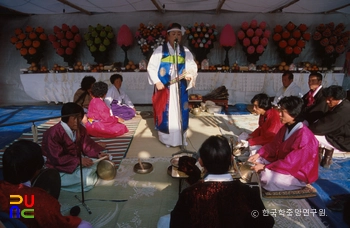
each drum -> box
[32,168,61,199]
[97,160,116,180]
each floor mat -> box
[0,105,62,149]
[0,115,142,169]
[308,157,350,228]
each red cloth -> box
[248,108,283,146]
[86,98,128,138]
[307,90,315,107]
[42,123,103,173]
[258,124,319,184]
[0,181,81,228]
[152,88,169,125]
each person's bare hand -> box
[82,157,93,167]
[98,152,109,159]
[155,82,165,90]
[248,153,260,163]
[251,162,265,173]
[118,117,125,122]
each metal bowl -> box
[133,162,153,174]
[192,107,201,116]
[97,160,117,180]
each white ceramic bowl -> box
[207,105,222,114]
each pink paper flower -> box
[256,45,264,54]
[241,21,249,30]
[247,45,255,54]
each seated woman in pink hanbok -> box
[248,96,318,191]
[85,81,128,138]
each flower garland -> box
[10,25,47,65]
[135,22,167,59]
[185,22,217,63]
[48,24,82,66]
[237,20,271,64]
[313,22,350,68]
[272,21,311,65]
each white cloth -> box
[60,162,98,192]
[314,135,345,153]
[104,85,134,109]
[258,157,306,191]
[60,121,76,142]
[147,42,198,147]
[273,81,302,105]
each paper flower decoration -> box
[186,22,218,63]
[237,20,271,64]
[135,22,166,59]
[313,22,350,69]
[220,24,236,66]
[117,24,133,66]
[273,21,311,65]
[10,25,47,65]
[83,24,114,64]
[48,24,82,66]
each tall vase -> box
[121,45,130,67]
[223,46,231,66]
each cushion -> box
[262,184,317,199]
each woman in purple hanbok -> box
[248,96,318,191]
[85,81,128,138]
[104,74,136,120]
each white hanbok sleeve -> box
[147,46,163,85]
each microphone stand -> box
[74,115,92,214]
[172,39,197,159]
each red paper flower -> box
[238,20,271,64]
[273,22,310,64]
[313,22,350,68]
[50,24,82,66]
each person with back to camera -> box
[272,71,301,105]
[85,81,128,138]
[301,72,328,125]
[157,135,274,228]
[248,96,319,191]
[41,102,109,192]
[104,74,136,120]
[0,140,92,228]
[147,22,198,148]
[246,93,283,151]
[73,76,96,113]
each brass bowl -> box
[97,160,117,180]
[133,162,153,174]
[192,107,201,116]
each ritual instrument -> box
[32,168,61,199]
[239,161,255,183]
[96,160,117,180]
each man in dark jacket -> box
[301,72,328,125]
[309,85,350,152]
